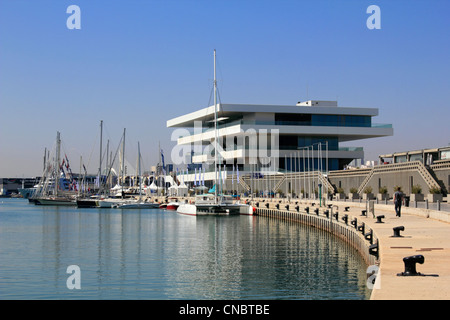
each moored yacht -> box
[176,194,231,216]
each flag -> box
[161,149,165,169]
[232,164,234,186]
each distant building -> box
[379,146,450,165]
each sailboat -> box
[96,128,131,208]
[177,50,253,216]
[33,132,77,206]
[77,120,105,208]
[115,142,159,209]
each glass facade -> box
[273,113,372,128]
[311,115,371,127]
[279,136,338,151]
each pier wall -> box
[253,202,378,267]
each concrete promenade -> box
[352,202,450,300]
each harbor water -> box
[0,198,370,300]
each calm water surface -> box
[0,198,370,300]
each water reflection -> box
[0,199,370,299]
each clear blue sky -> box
[1,0,449,177]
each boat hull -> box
[35,198,76,206]
[166,203,180,211]
[177,203,233,216]
[76,199,98,208]
[117,203,159,209]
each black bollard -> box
[397,255,425,276]
[305,207,309,214]
[265,203,269,208]
[295,205,299,212]
[358,222,365,235]
[364,229,373,244]
[333,211,339,221]
[392,226,405,237]
[376,215,385,223]
[285,204,289,211]
[369,240,379,259]
[275,204,280,209]
[323,210,329,218]
[345,207,350,212]
[314,208,319,215]
[342,214,348,225]
[361,210,367,216]
[351,218,357,228]
[256,202,259,208]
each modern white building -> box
[167,100,393,184]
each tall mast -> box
[43,147,47,173]
[98,120,103,191]
[122,128,126,198]
[214,49,218,202]
[138,141,142,199]
[55,131,61,196]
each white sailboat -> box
[115,142,159,209]
[33,132,77,206]
[177,50,253,216]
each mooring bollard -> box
[255,202,259,208]
[351,218,357,228]
[397,255,425,276]
[323,210,329,218]
[305,206,309,214]
[265,203,269,208]
[342,214,348,225]
[369,240,379,259]
[275,204,280,209]
[376,215,385,223]
[358,222,365,234]
[295,205,299,212]
[392,226,405,237]
[314,208,319,215]
[333,211,339,221]
[345,207,350,212]
[364,229,373,244]
[285,204,289,211]
[361,210,367,217]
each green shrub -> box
[411,185,422,194]
[429,186,441,194]
[363,186,373,194]
[379,186,388,194]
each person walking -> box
[393,187,404,217]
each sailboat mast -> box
[55,131,61,196]
[98,120,103,191]
[138,142,142,198]
[214,49,218,202]
[122,128,126,198]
